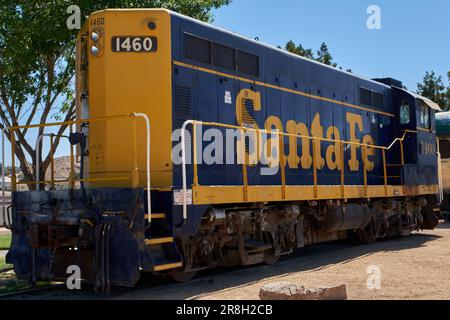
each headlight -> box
[91,45,100,55]
[91,31,101,42]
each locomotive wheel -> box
[357,220,377,244]
[420,203,439,230]
[262,232,280,265]
[165,269,197,283]
[264,250,281,265]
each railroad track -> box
[0,239,365,299]
[0,284,65,299]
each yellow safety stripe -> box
[173,60,396,118]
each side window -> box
[400,102,410,124]
[439,139,450,159]
[420,102,430,129]
[373,92,384,109]
[360,88,373,106]
[184,33,211,64]
[237,50,259,77]
[183,33,260,78]
[212,42,236,71]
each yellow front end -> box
[77,9,173,188]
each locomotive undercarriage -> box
[177,196,439,275]
[6,188,440,287]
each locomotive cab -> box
[374,81,441,191]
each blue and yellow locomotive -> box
[5,9,442,290]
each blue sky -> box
[2,1,449,167]
[211,0,450,90]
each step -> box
[144,213,166,219]
[145,237,174,245]
[153,261,183,272]
[144,187,172,192]
[244,239,273,253]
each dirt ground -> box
[5,222,450,300]
[118,222,450,300]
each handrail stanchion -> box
[363,145,367,197]
[400,140,405,166]
[69,124,75,189]
[279,132,286,199]
[437,137,444,203]
[132,113,151,223]
[130,118,139,188]
[312,137,318,198]
[10,128,16,192]
[181,120,194,220]
[50,134,55,190]
[192,121,199,187]
[1,128,5,226]
[35,134,44,191]
[241,128,248,202]
[382,149,388,196]
[340,142,345,198]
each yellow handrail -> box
[8,113,142,191]
[194,121,416,150]
[187,121,417,203]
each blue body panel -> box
[169,13,439,234]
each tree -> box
[285,40,315,60]
[417,71,449,111]
[0,0,230,189]
[316,42,337,67]
[283,40,343,69]
[446,71,450,110]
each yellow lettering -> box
[235,89,262,165]
[346,112,363,171]
[265,116,283,167]
[286,120,312,169]
[325,126,342,170]
[362,135,376,171]
[311,113,325,169]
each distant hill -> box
[44,156,81,180]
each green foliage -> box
[0,234,11,250]
[0,0,230,114]
[0,0,230,185]
[417,71,450,111]
[446,71,450,110]
[285,40,314,60]
[0,256,12,272]
[316,42,336,67]
[283,40,343,70]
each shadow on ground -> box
[122,227,442,300]
[5,225,443,300]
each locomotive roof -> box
[395,87,442,111]
[169,10,392,89]
[96,9,391,89]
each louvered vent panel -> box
[241,98,256,155]
[174,86,193,130]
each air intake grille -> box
[173,86,193,130]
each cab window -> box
[439,139,450,159]
[420,102,430,129]
[400,102,410,124]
